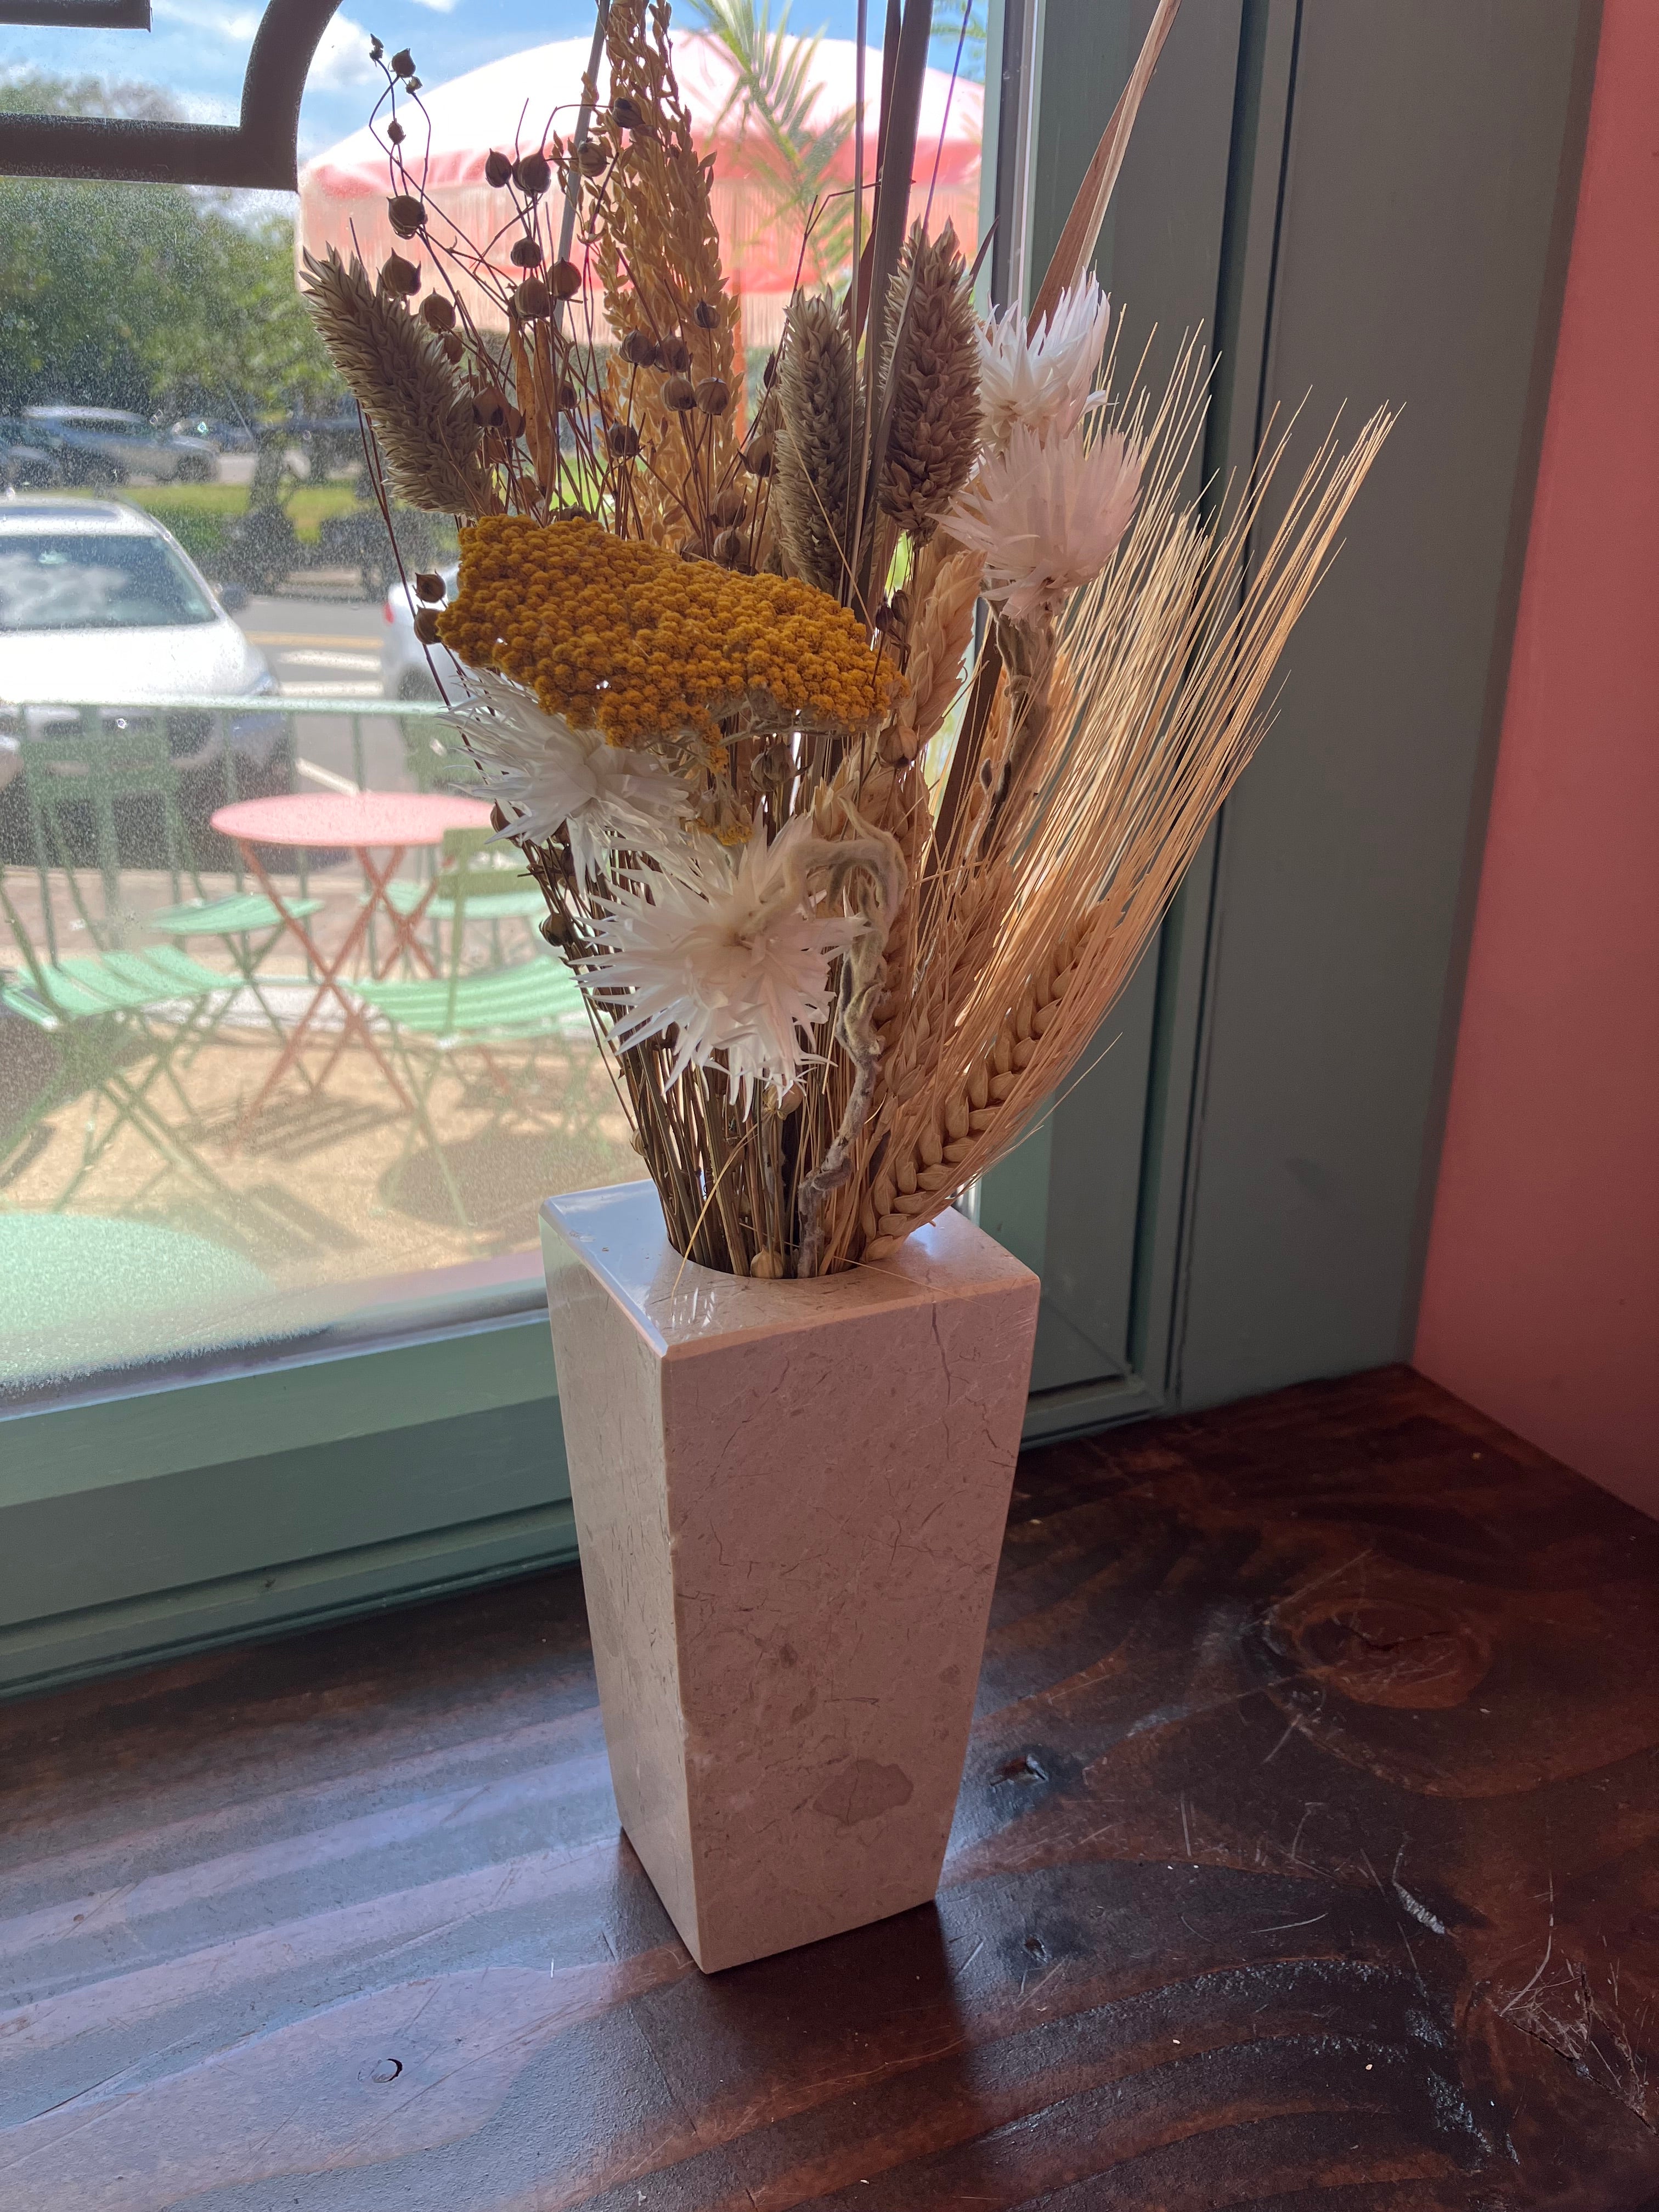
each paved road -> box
[230,592,419,795]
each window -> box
[0,0,999,1692]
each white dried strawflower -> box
[978,278,1113,450]
[446,670,688,879]
[947,421,1143,623]
[584,813,867,1101]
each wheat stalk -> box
[878,221,983,546]
[774,294,857,596]
[839,392,1396,1266]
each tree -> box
[687,1,857,282]
[931,6,989,84]
[0,72,338,420]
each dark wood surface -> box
[3,1365,1657,2209]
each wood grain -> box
[1,1366,1655,2208]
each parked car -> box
[0,418,65,493]
[382,562,460,699]
[168,416,257,455]
[0,498,289,865]
[21,408,217,486]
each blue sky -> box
[0,1,957,166]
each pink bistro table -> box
[211,790,494,1135]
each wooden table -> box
[2,1367,1655,2208]
[210,789,493,1129]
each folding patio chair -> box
[380,831,549,972]
[20,709,320,1046]
[1,864,234,1210]
[342,827,591,1223]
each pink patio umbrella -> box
[297,33,983,353]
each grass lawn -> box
[54,480,456,578]
[111,482,363,543]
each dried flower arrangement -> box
[303,0,1390,1280]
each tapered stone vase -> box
[540,1180,1040,1972]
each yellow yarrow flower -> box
[438,515,900,750]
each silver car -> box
[0,498,287,863]
[22,408,217,486]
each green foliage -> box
[931,5,989,84]
[97,483,363,570]
[0,72,339,421]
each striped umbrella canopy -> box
[297,32,983,351]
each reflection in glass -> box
[0,16,981,1400]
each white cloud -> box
[307,12,381,92]
[152,1,262,36]
[406,0,462,12]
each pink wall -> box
[1414,0,1659,1514]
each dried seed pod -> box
[577,139,607,177]
[556,379,579,409]
[387,194,425,239]
[662,374,696,412]
[471,388,511,427]
[742,433,775,477]
[414,571,445,602]
[555,501,588,520]
[405,77,421,93]
[606,421,640,459]
[660,336,691,374]
[512,150,551,196]
[419,294,455,332]
[695,376,730,416]
[413,608,441,644]
[509,236,543,267]
[710,484,746,527]
[549,259,582,299]
[386,120,405,145]
[693,299,720,329]
[513,278,551,319]
[390,47,414,77]
[713,527,744,567]
[484,149,514,188]
[380,253,421,297]
[441,330,465,363]
[761,351,778,387]
[619,329,659,369]
[611,95,648,132]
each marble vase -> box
[540,1180,1040,1973]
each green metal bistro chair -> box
[380,834,549,971]
[20,710,319,1045]
[1,865,233,1210]
[342,827,590,1223]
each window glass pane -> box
[0,3,983,1404]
